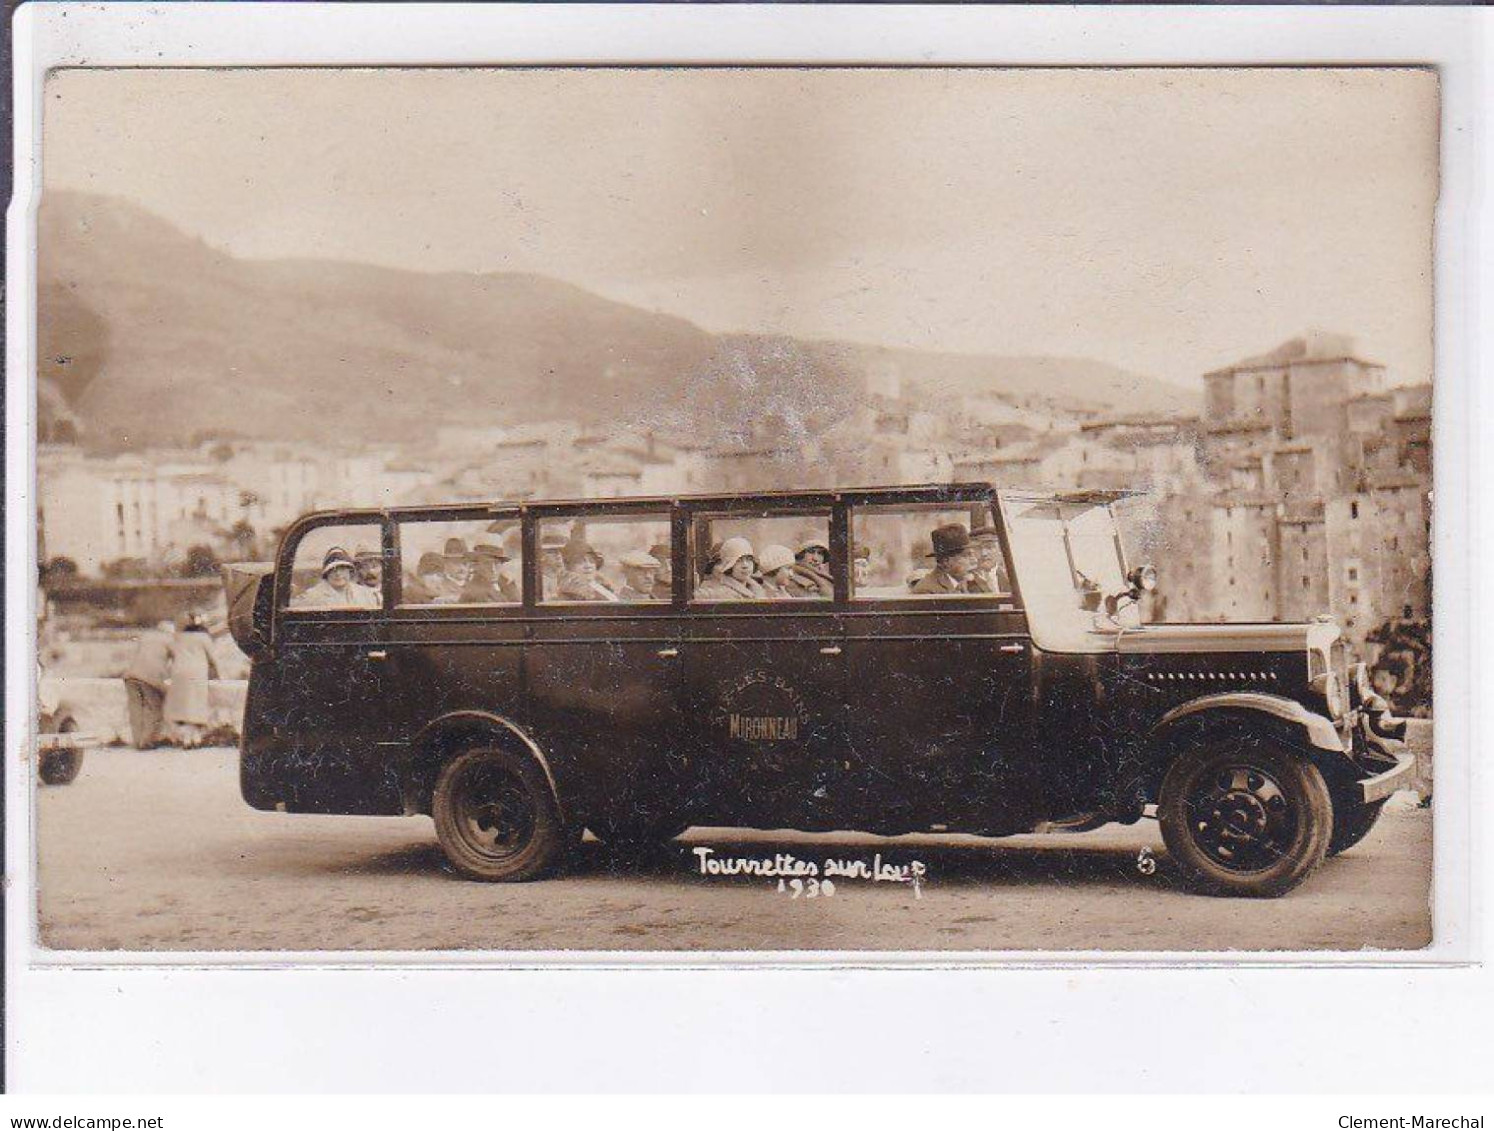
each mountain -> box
[37,191,1192,448]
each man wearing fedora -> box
[460,543,517,604]
[912,524,979,595]
[432,538,472,602]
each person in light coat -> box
[163,615,220,749]
[122,621,175,749]
[695,537,767,601]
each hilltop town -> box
[38,329,1430,694]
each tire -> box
[431,746,565,882]
[1158,734,1333,898]
[39,747,83,786]
[38,716,84,786]
[1327,798,1386,857]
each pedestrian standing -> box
[122,621,175,749]
[163,614,220,749]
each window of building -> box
[690,510,834,603]
[1302,576,1310,590]
[1347,566,1359,582]
[537,513,670,605]
[1301,546,1309,563]
[851,502,1011,601]
[1350,500,1360,520]
[286,521,384,611]
[399,515,524,608]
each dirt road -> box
[35,746,1432,953]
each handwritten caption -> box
[692,846,927,899]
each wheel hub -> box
[1189,764,1294,873]
[455,769,535,860]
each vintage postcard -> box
[30,65,1438,954]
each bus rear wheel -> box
[432,746,564,882]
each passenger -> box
[539,530,570,599]
[617,550,664,601]
[852,543,872,591]
[912,524,978,595]
[696,537,766,601]
[460,544,515,604]
[757,544,803,599]
[434,538,472,602]
[558,543,620,602]
[354,549,383,592]
[299,547,379,608]
[404,552,447,604]
[967,525,1010,594]
[788,538,834,598]
[648,542,674,601]
[498,526,524,602]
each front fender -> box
[1153,692,1345,754]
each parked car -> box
[224,484,1414,896]
[37,679,93,786]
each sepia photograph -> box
[30,64,1438,955]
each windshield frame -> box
[997,489,1142,654]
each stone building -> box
[1158,333,1431,661]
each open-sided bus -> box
[224,483,1413,896]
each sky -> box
[43,66,1438,388]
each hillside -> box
[37,191,1191,448]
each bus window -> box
[690,511,833,602]
[850,501,1012,601]
[285,522,384,611]
[537,514,671,604]
[398,517,522,607]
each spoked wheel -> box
[432,747,564,882]
[1159,736,1332,897]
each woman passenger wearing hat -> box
[757,544,806,600]
[696,537,767,601]
[788,538,834,599]
[912,524,979,595]
[558,542,619,602]
[299,547,379,609]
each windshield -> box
[1002,494,1141,652]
